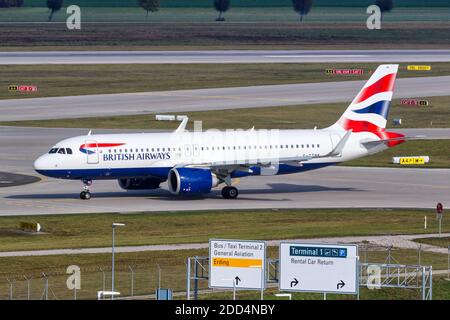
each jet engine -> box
[167,168,219,194]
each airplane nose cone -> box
[34,155,48,172]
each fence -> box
[0,261,191,300]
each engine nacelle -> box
[168,168,219,195]
[118,177,162,190]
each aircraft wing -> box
[152,130,353,175]
[177,132,353,174]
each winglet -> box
[175,116,189,133]
[326,130,352,157]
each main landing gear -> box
[221,186,238,199]
[80,179,92,200]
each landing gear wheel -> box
[222,186,238,199]
[80,191,91,200]
[80,179,93,200]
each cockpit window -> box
[66,148,73,154]
[49,148,58,154]
[57,148,66,154]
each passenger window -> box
[66,148,73,154]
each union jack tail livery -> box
[329,64,405,147]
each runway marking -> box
[165,93,301,103]
[264,55,368,58]
[312,175,450,190]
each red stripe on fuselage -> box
[355,73,396,104]
[80,143,125,149]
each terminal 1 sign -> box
[279,242,359,295]
[209,239,266,290]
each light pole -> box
[111,222,125,300]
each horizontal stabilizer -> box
[361,135,424,148]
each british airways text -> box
[103,152,171,161]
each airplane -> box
[34,64,408,200]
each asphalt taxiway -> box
[1,76,450,121]
[1,50,450,65]
[0,165,449,216]
[1,233,449,257]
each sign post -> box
[209,239,266,298]
[436,203,444,238]
[279,242,359,297]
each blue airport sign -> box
[289,246,347,258]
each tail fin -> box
[329,64,398,133]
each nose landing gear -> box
[80,179,92,200]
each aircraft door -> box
[85,140,99,164]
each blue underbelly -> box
[36,162,337,180]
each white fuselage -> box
[34,129,380,181]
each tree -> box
[0,0,24,7]
[47,0,63,22]
[375,0,394,20]
[137,0,160,20]
[214,0,230,22]
[292,0,314,22]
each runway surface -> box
[1,50,450,65]
[0,126,449,216]
[0,172,40,188]
[2,76,450,121]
